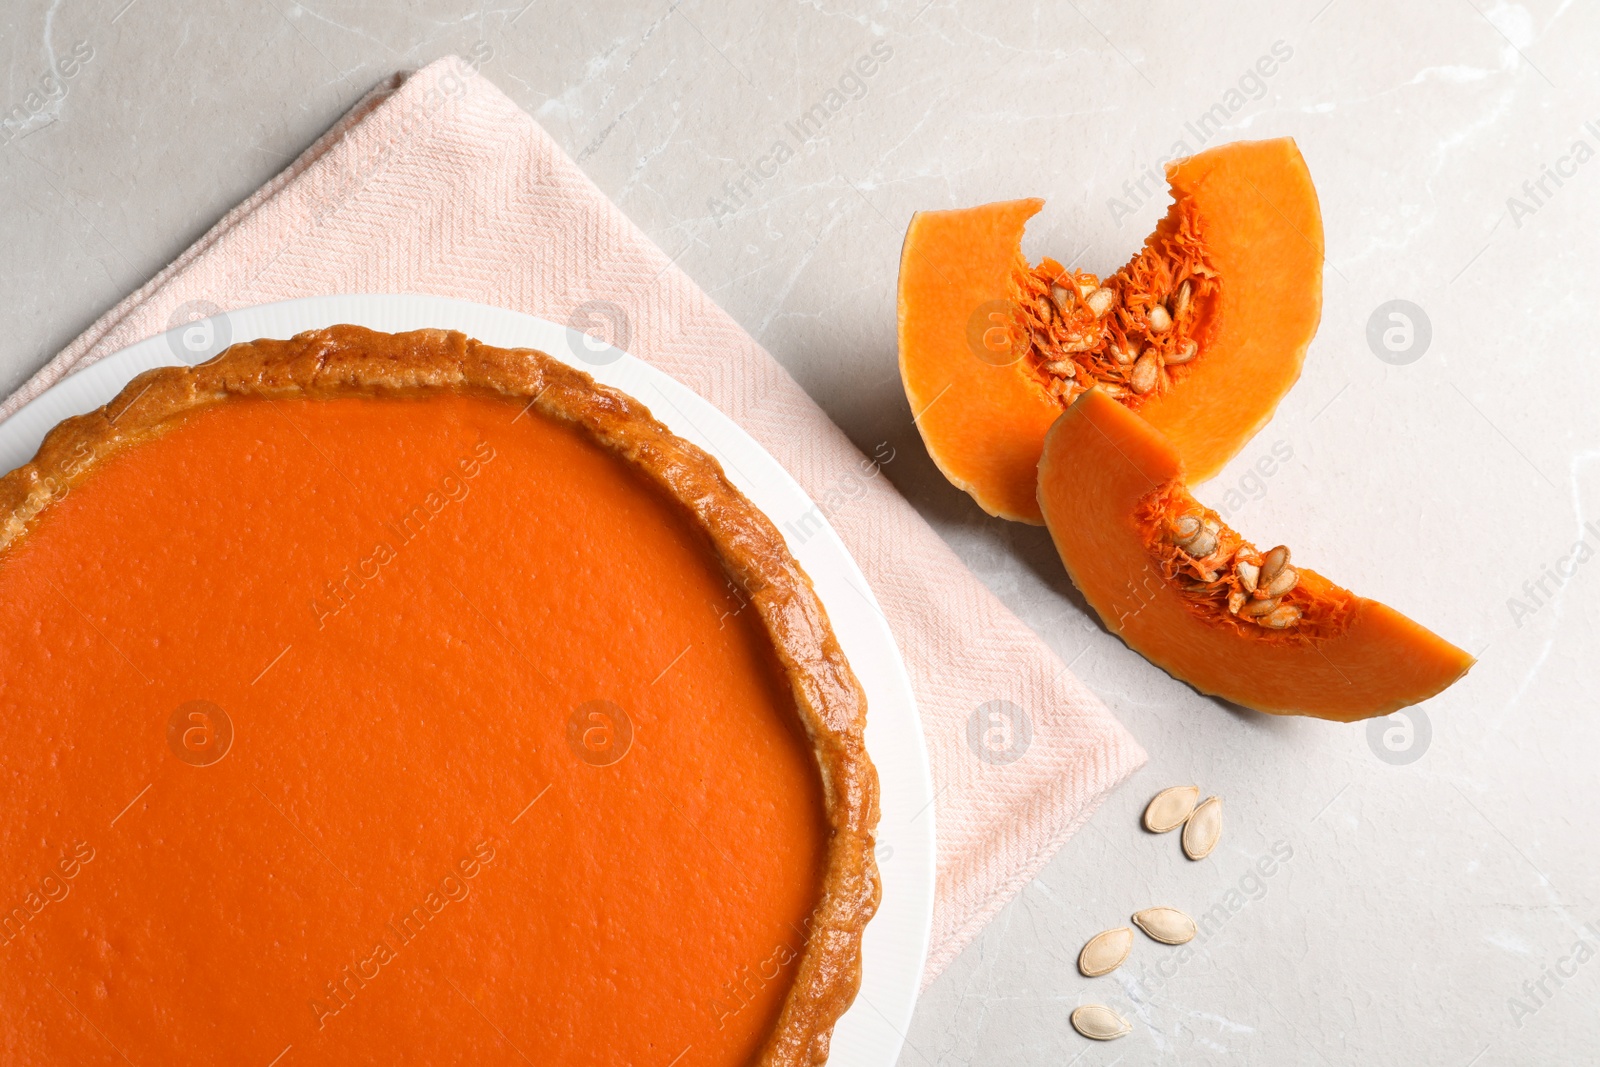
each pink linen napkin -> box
[1,56,1144,986]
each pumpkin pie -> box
[0,326,880,1066]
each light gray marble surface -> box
[2,1,1596,1064]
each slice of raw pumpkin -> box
[1037,389,1472,721]
[898,137,1322,523]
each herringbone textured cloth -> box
[1,56,1145,986]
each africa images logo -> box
[1104,40,1293,226]
[308,841,499,1030]
[966,700,1032,766]
[0,39,94,148]
[706,41,894,226]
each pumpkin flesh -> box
[898,137,1323,523]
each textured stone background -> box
[2,2,1595,1064]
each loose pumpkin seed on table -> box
[1078,926,1134,977]
[1182,796,1224,860]
[1142,785,1200,833]
[1071,1004,1132,1041]
[1132,907,1198,945]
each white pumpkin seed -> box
[1241,596,1281,617]
[1085,287,1117,318]
[1130,351,1160,395]
[1261,564,1299,598]
[1184,526,1218,559]
[1078,926,1133,977]
[1172,279,1193,318]
[1132,907,1197,945]
[1147,304,1172,333]
[1259,545,1290,585]
[1165,338,1198,365]
[1235,559,1260,593]
[1050,283,1074,311]
[1071,1004,1132,1041]
[1142,785,1199,833]
[1183,796,1223,860]
[1259,603,1301,629]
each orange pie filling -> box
[0,390,837,1065]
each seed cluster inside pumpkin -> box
[1011,202,1219,407]
[1135,481,1357,638]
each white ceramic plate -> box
[0,294,934,1065]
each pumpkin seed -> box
[1147,304,1172,333]
[1165,338,1198,365]
[1050,283,1074,311]
[1183,523,1219,559]
[1071,1004,1132,1041]
[1078,926,1133,977]
[1261,565,1299,598]
[1075,277,1099,299]
[1130,351,1160,395]
[1234,559,1260,593]
[1259,545,1290,585]
[1182,796,1222,860]
[1036,295,1054,322]
[1227,589,1247,615]
[1044,360,1077,377]
[1132,907,1197,945]
[1241,596,1281,617]
[1142,785,1199,833]
[1259,603,1301,629]
[1170,514,1201,541]
[1085,287,1117,318]
[1114,344,1138,366]
[1172,279,1193,318]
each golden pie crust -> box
[0,324,881,1066]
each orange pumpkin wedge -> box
[1037,389,1473,721]
[898,137,1323,523]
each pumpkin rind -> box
[1037,389,1473,721]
